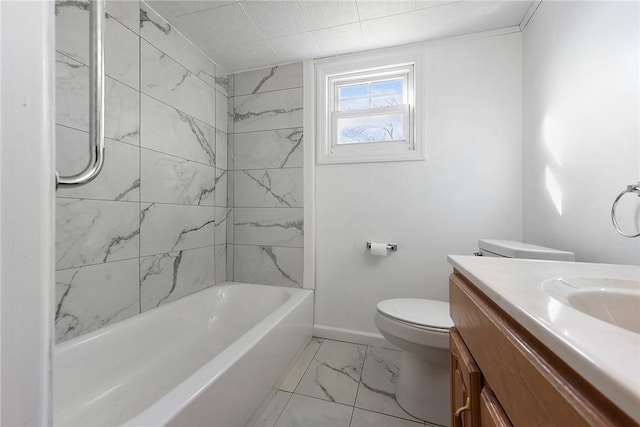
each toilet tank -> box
[477,239,575,261]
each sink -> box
[542,277,640,334]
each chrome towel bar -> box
[56,0,105,189]
[611,182,640,238]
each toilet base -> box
[396,350,450,426]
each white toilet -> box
[375,239,574,426]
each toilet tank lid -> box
[377,299,453,329]
[478,239,575,261]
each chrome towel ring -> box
[56,0,105,189]
[611,182,640,238]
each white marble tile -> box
[139,2,217,88]
[225,244,234,282]
[233,87,303,133]
[233,245,303,288]
[140,149,216,206]
[355,347,421,422]
[280,337,324,392]
[295,340,365,406]
[227,133,235,171]
[234,128,303,169]
[215,244,227,284]
[141,40,215,127]
[140,203,215,256]
[216,90,228,133]
[105,0,140,34]
[234,208,303,247]
[56,199,140,270]
[215,130,228,170]
[233,63,303,96]
[55,258,139,343]
[215,168,228,207]
[215,65,230,97]
[215,207,231,245]
[56,126,140,201]
[227,169,234,207]
[140,94,216,166]
[56,1,139,89]
[234,169,303,208]
[226,208,235,248]
[253,390,292,427]
[350,408,424,427]
[140,246,216,311]
[56,53,140,145]
[227,96,235,139]
[274,394,353,427]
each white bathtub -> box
[54,282,313,426]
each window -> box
[316,47,425,164]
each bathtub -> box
[54,282,313,426]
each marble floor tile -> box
[274,394,352,427]
[350,408,424,427]
[253,390,292,427]
[295,340,365,406]
[355,347,421,422]
[281,337,324,392]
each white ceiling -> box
[146,0,536,73]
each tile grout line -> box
[269,391,294,427]
[138,1,143,316]
[281,338,324,395]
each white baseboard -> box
[312,325,399,350]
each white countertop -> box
[447,255,640,423]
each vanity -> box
[447,256,640,427]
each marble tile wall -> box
[54,0,229,343]
[229,63,304,287]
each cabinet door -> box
[480,387,511,427]
[450,328,481,427]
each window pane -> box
[370,94,402,108]
[337,78,405,112]
[339,84,369,100]
[370,79,403,96]
[339,98,370,111]
[337,112,405,144]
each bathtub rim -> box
[54,282,312,426]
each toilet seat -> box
[376,298,453,331]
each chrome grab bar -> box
[611,182,640,238]
[56,0,105,189]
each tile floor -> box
[253,338,445,427]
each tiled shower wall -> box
[54,0,228,343]
[228,64,304,287]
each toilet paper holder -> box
[366,242,398,251]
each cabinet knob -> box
[454,397,471,417]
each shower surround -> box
[227,64,305,287]
[54,0,228,343]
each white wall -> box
[1,1,55,424]
[522,1,640,264]
[314,32,523,341]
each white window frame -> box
[316,46,426,164]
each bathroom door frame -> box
[0,1,55,424]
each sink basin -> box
[542,277,640,334]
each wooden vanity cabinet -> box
[450,329,481,426]
[449,271,638,427]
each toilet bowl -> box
[375,240,575,426]
[375,299,453,426]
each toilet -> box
[374,239,574,426]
